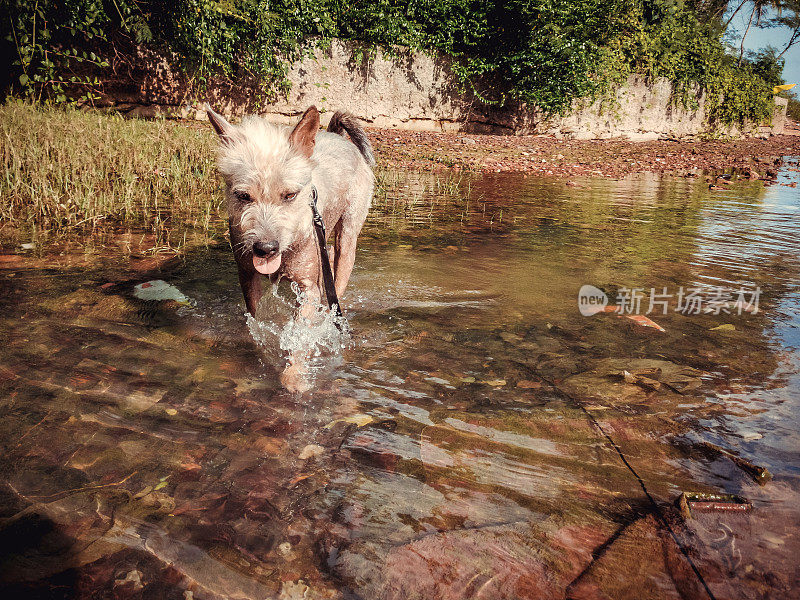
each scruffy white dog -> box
[206,105,375,317]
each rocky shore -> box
[369,125,800,178]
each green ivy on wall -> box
[1,0,783,126]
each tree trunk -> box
[722,0,748,29]
[778,27,800,58]
[738,5,756,66]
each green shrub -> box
[1,0,779,125]
[788,97,800,121]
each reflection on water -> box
[1,168,800,598]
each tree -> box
[737,0,775,65]
[721,0,800,65]
[772,0,800,57]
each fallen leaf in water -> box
[459,376,476,383]
[164,408,178,416]
[483,379,507,386]
[323,414,374,429]
[710,323,736,331]
[298,444,325,460]
[612,368,664,391]
[624,315,666,331]
[134,486,153,499]
[288,473,314,487]
[516,379,542,389]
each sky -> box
[729,9,799,85]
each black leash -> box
[579,403,718,600]
[537,372,718,600]
[309,186,343,323]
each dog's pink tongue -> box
[253,254,281,275]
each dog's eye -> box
[283,191,299,202]
[234,191,252,203]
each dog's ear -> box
[206,105,237,145]
[288,106,320,158]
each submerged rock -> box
[560,358,704,406]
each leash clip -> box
[309,186,326,233]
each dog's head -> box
[207,106,320,275]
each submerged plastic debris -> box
[133,280,191,304]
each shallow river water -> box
[1,168,799,599]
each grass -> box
[0,102,470,250]
[1,102,225,248]
[371,168,473,230]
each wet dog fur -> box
[206,106,375,317]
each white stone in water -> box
[279,580,310,600]
[278,542,292,555]
[299,444,325,460]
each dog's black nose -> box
[253,240,279,258]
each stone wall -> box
[97,40,786,139]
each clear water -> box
[1,168,799,598]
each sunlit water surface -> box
[1,168,800,598]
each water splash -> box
[247,281,351,361]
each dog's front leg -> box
[279,278,322,394]
[297,279,323,321]
[237,264,263,317]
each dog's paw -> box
[280,362,312,394]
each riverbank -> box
[370,126,800,177]
[4,102,800,249]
